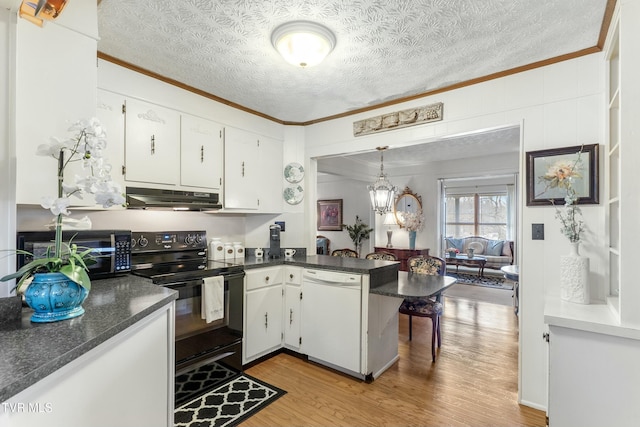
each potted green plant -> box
[342,215,373,256]
[1,118,125,322]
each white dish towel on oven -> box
[201,276,224,323]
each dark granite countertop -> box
[240,254,400,291]
[241,254,400,274]
[0,275,177,402]
[370,271,457,298]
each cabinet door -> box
[124,98,180,185]
[180,115,223,190]
[284,284,302,349]
[257,136,283,213]
[15,20,97,205]
[244,285,283,362]
[95,89,126,207]
[224,127,258,209]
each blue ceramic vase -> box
[24,273,89,323]
[409,231,417,250]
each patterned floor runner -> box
[175,373,286,427]
[446,272,513,290]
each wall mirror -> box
[394,186,422,227]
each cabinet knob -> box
[289,274,294,279]
[265,276,270,282]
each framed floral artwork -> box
[526,144,599,206]
[317,199,343,231]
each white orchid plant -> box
[1,118,125,292]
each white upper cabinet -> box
[224,127,283,212]
[224,127,259,209]
[257,135,283,213]
[180,114,223,190]
[14,17,97,205]
[95,89,126,206]
[124,98,180,186]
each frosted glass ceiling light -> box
[271,21,336,68]
[368,147,398,216]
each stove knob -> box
[185,234,195,245]
[139,236,149,247]
[195,234,204,244]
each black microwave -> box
[16,230,132,279]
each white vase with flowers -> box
[542,152,589,304]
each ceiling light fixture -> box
[368,147,398,216]
[271,21,336,68]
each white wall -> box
[317,176,373,255]
[304,53,605,410]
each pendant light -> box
[368,147,398,215]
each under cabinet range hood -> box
[126,187,222,211]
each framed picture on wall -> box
[317,199,343,231]
[526,144,599,206]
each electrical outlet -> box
[532,223,544,240]
[275,221,285,232]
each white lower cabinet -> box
[284,266,303,350]
[547,325,640,427]
[2,303,174,427]
[243,267,284,364]
[243,266,392,380]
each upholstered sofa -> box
[444,236,514,270]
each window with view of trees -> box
[445,193,508,240]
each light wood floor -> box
[243,295,546,427]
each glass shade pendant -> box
[271,21,336,67]
[368,147,398,215]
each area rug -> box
[174,374,286,427]
[446,272,513,290]
[175,362,239,408]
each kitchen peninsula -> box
[0,275,177,427]
[241,254,454,380]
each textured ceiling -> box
[97,0,610,124]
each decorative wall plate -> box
[283,185,304,205]
[284,162,304,183]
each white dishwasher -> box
[302,268,363,377]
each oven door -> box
[167,271,244,375]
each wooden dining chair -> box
[399,255,446,362]
[331,248,358,258]
[365,251,398,261]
